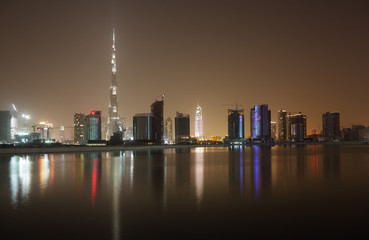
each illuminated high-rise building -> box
[86,111,102,141]
[164,117,173,143]
[10,104,18,141]
[228,108,244,139]
[124,127,133,140]
[106,28,122,140]
[36,121,53,140]
[287,112,306,142]
[74,113,86,144]
[195,105,204,138]
[322,112,340,141]
[278,109,287,141]
[250,104,271,140]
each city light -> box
[22,114,31,120]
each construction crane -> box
[155,94,165,101]
[223,103,244,111]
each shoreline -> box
[0,144,226,156]
[0,141,368,155]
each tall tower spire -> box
[112,28,116,74]
[107,28,121,140]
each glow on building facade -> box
[250,104,271,140]
[278,109,287,141]
[106,28,121,140]
[74,113,85,144]
[87,111,102,141]
[287,112,306,142]
[10,104,18,141]
[164,117,173,143]
[195,105,204,138]
[228,109,244,139]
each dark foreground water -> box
[1,145,369,239]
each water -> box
[1,145,369,239]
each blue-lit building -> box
[86,111,102,141]
[228,109,244,139]
[250,104,271,141]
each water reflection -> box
[229,146,246,194]
[110,151,123,240]
[3,145,351,239]
[323,146,341,183]
[229,146,272,200]
[6,147,343,209]
[194,147,204,205]
[10,155,32,207]
[309,145,319,178]
[74,153,85,190]
[251,146,272,200]
[38,154,50,195]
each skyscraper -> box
[74,113,86,144]
[322,112,340,141]
[10,104,18,141]
[164,117,173,143]
[250,104,271,140]
[133,113,154,141]
[86,111,102,141]
[287,113,306,142]
[175,112,190,142]
[195,105,204,138]
[0,111,12,143]
[106,28,121,140]
[271,122,277,139]
[228,108,244,139]
[151,97,164,143]
[278,109,287,141]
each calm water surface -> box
[1,145,369,239]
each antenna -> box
[113,28,115,43]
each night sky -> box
[1,0,368,137]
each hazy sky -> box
[1,0,368,137]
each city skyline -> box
[1,0,369,137]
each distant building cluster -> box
[3,101,369,146]
[2,29,369,146]
[223,104,369,145]
[0,104,74,145]
[131,97,195,145]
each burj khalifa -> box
[106,28,122,140]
